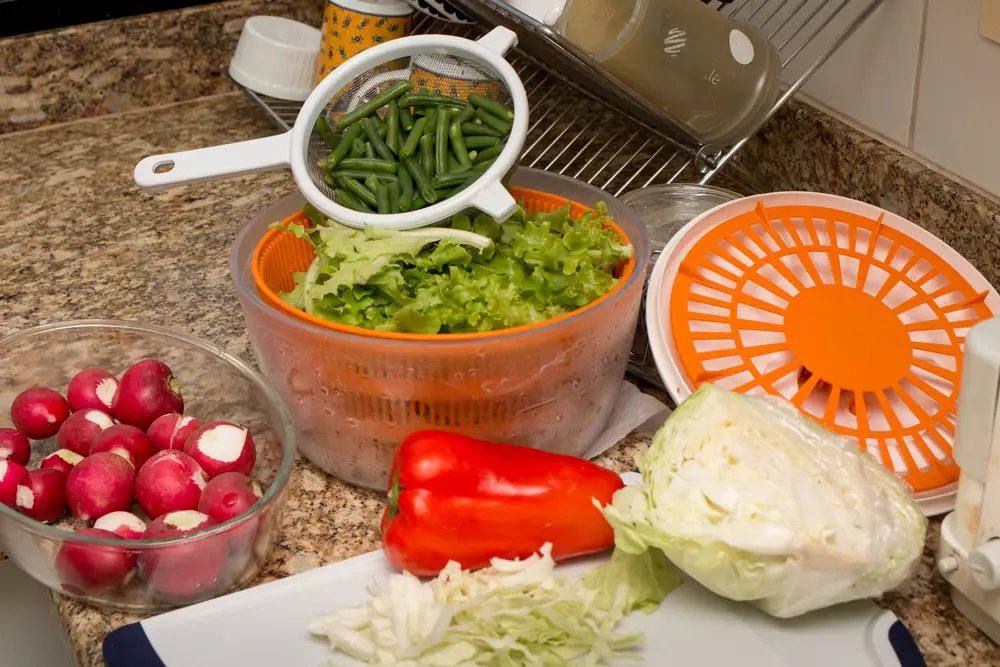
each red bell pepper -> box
[380,430,624,576]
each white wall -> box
[778,0,1000,199]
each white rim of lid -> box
[327,0,413,16]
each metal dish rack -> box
[239,0,883,388]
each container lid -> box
[229,17,322,102]
[330,0,413,17]
[645,191,1000,517]
[505,0,567,25]
[621,184,741,251]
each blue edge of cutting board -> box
[103,611,928,667]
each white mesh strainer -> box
[133,27,528,230]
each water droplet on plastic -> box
[345,417,359,428]
[324,408,334,416]
[475,348,488,357]
[468,369,479,377]
[454,373,464,381]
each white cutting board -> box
[103,547,926,667]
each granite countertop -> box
[0,90,997,667]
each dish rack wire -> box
[241,0,883,197]
[239,0,883,389]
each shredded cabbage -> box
[309,543,678,666]
[602,384,927,618]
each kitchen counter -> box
[1,91,999,667]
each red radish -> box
[0,428,30,465]
[67,367,118,414]
[40,449,85,477]
[112,360,183,431]
[147,413,201,452]
[94,511,147,540]
[89,425,154,470]
[183,422,256,478]
[57,408,115,456]
[55,528,135,596]
[66,453,136,523]
[0,460,28,507]
[10,387,70,439]
[197,473,262,523]
[139,510,227,603]
[16,468,67,523]
[135,450,207,519]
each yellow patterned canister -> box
[315,0,413,84]
[410,53,503,100]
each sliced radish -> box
[57,409,115,456]
[11,387,70,440]
[67,368,118,414]
[89,424,154,470]
[66,453,136,523]
[111,360,183,431]
[139,510,228,604]
[183,422,256,478]
[16,468,67,523]
[40,449,85,477]
[147,413,201,452]
[135,450,207,519]
[55,527,135,596]
[0,428,30,465]
[0,460,28,507]
[94,511,147,540]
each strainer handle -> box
[133,132,292,194]
[474,179,519,222]
[477,26,519,55]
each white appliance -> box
[937,316,1000,642]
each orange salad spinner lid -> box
[251,187,637,342]
[645,191,999,516]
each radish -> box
[94,511,147,540]
[66,368,118,414]
[66,452,136,523]
[57,408,115,456]
[55,527,135,596]
[10,387,70,439]
[16,468,67,523]
[135,450,207,519]
[89,424,154,470]
[112,360,183,431]
[147,413,201,452]
[0,460,28,507]
[40,449,85,477]
[0,428,30,465]
[197,473,262,523]
[183,422,256,478]
[139,510,228,603]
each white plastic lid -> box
[505,0,568,25]
[229,17,322,102]
[332,0,412,16]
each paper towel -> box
[583,381,671,459]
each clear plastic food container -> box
[230,168,651,490]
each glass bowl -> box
[0,320,295,613]
[230,167,651,490]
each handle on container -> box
[474,180,519,222]
[133,132,292,194]
[476,26,518,56]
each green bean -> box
[399,106,414,131]
[400,117,427,158]
[446,171,481,198]
[449,120,473,168]
[474,144,504,163]
[422,109,440,135]
[364,117,395,162]
[448,155,461,172]
[468,93,514,120]
[330,169,399,182]
[336,81,413,129]
[478,110,512,135]
[376,183,390,214]
[431,170,478,189]
[410,196,426,210]
[464,135,500,149]
[398,92,465,108]
[350,136,366,159]
[452,104,476,126]
[357,140,371,159]
[386,101,400,154]
[468,150,477,161]
[335,188,372,212]
[388,180,401,214]
[337,158,398,174]
[474,157,497,172]
[435,109,449,177]
[461,122,501,137]
[336,177,378,207]
[326,123,364,170]
[402,156,438,205]
[314,116,340,148]
[366,174,380,193]
[419,134,433,176]
[399,162,414,211]
[373,114,387,139]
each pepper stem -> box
[386,469,401,522]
